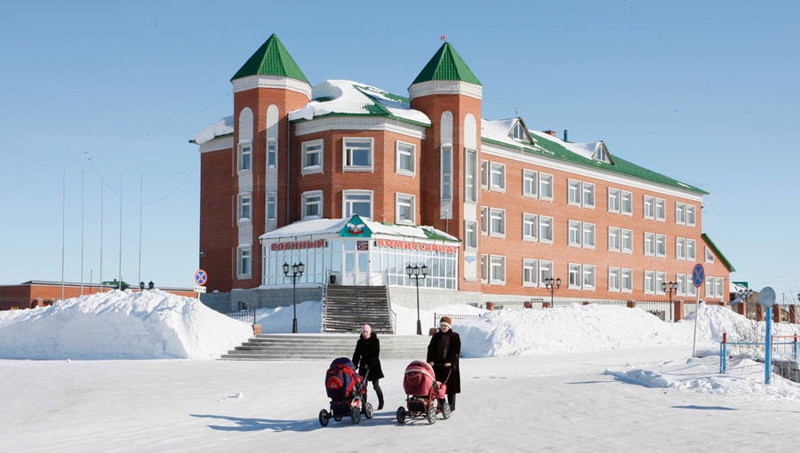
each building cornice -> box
[408,80,483,100]
[294,116,427,139]
[198,135,233,154]
[232,75,312,99]
[481,141,704,202]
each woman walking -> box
[427,316,461,411]
[352,324,385,410]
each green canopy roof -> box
[231,34,309,83]
[411,42,481,86]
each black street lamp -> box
[662,281,677,321]
[738,289,754,304]
[406,264,428,335]
[544,277,562,307]
[283,262,305,334]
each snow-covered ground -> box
[1,291,799,452]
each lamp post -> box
[662,281,677,321]
[283,262,305,334]
[544,277,562,308]
[406,264,428,335]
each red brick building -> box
[192,34,733,307]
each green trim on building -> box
[701,234,735,272]
[411,42,481,86]
[231,34,309,82]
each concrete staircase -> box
[323,286,393,334]
[220,334,430,361]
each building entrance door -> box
[343,245,370,285]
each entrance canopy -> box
[259,216,460,288]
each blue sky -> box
[1,1,799,301]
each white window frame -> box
[677,274,687,296]
[238,192,252,222]
[266,192,277,222]
[465,148,478,203]
[523,259,538,287]
[465,221,478,251]
[621,268,633,293]
[608,188,620,213]
[489,255,506,284]
[705,247,715,263]
[395,141,416,176]
[395,193,416,225]
[267,138,277,169]
[441,144,453,201]
[687,239,696,261]
[301,190,323,219]
[608,226,621,252]
[621,228,633,254]
[539,260,553,286]
[655,272,666,295]
[583,264,596,290]
[237,246,252,278]
[655,234,666,257]
[342,190,373,219]
[643,195,654,219]
[582,182,595,209]
[621,190,633,215]
[609,267,621,292]
[655,197,666,222]
[676,202,686,225]
[489,162,506,192]
[238,141,252,171]
[568,179,581,206]
[686,204,696,226]
[301,139,323,175]
[644,232,655,256]
[676,237,687,260]
[582,223,596,249]
[523,170,538,198]
[343,137,373,172]
[539,173,554,201]
[523,213,538,242]
[539,216,554,244]
[489,208,506,238]
[568,263,581,289]
[568,220,581,247]
[480,206,489,236]
[644,270,655,294]
[480,254,488,283]
[480,160,489,189]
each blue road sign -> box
[194,269,208,286]
[691,264,705,288]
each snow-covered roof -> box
[288,80,431,125]
[191,115,234,145]
[259,216,458,242]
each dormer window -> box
[592,141,613,164]
[512,122,526,140]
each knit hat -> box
[439,316,452,328]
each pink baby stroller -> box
[396,360,451,424]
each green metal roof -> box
[231,34,309,83]
[411,42,481,86]
[701,233,736,272]
[483,131,709,195]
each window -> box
[480,254,488,283]
[523,170,537,198]
[302,140,323,174]
[267,139,277,168]
[644,270,655,294]
[480,206,488,236]
[490,208,506,237]
[569,221,594,248]
[539,260,553,286]
[686,205,696,226]
[343,137,373,171]
[511,121,527,141]
[539,173,553,200]
[655,234,666,257]
[569,220,581,247]
[583,265,596,290]
[465,149,478,202]
[644,232,655,256]
[687,239,696,261]
[490,162,506,191]
[609,267,620,292]
[343,190,372,219]
[655,198,666,221]
[480,160,489,189]
[655,272,666,295]
[266,192,277,222]
[621,268,633,292]
[523,259,538,286]
[677,274,688,296]
[238,193,252,221]
[568,263,581,289]
[676,237,686,260]
[676,202,686,225]
[238,142,252,171]
[568,179,594,208]
[396,141,416,176]
[582,223,595,248]
[465,221,478,250]
[237,246,251,278]
[396,193,415,224]
[621,229,633,253]
[539,216,553,243]
[705,247,715,263]
[643,196,654,219]
[523,214,538,241]
[608,188,620,213]
[621,190,633,215]
[705,277,724,299]
[302,191,323,219]
[569,264,594,290]
[608,227,621,252]
[441,144,452,200]
[490,256,505,284]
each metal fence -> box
[720,334,800,384]
[224,308,257,325]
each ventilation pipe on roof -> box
[543,130,557,136]
[563,129,568,142]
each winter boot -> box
[447,393,456,411]
[377,388,384,410]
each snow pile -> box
[0,290,253,360]
[606,356,800,401]
[255,300,322,333]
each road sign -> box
[691,263,705,288]
[194,269,208,286]
[193,285,207,293]
[759,286,776,307]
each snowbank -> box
[0,290,253,360]
[255,300,322,333]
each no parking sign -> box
[691,263,705,288]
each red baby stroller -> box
[319,357,373,426]
[396,360,451,424]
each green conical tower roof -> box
[231,34,309,83]
[411,42,481,86]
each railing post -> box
[674,300,684,322]
[720,332,728,374]
[790,305,798,324]
[626,300,636,309]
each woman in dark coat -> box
[352,324,385,410]
[427,316,461,411]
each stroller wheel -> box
[318,409,329,427]
[440,401,451,420]
[426,406,437,425]
[351,406,361,424]
[363,402,374,419]
[396,406,407,424]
